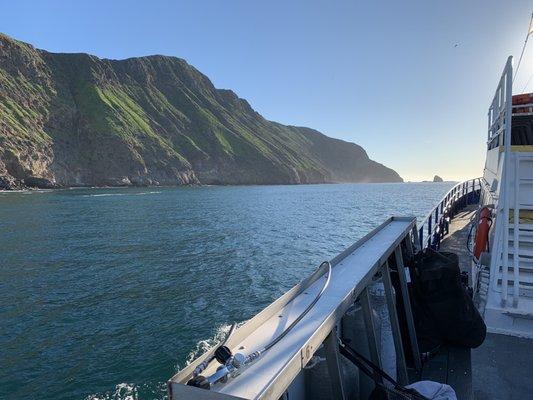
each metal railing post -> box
[393,247,422,371]
[427,215,432,249]
[324,330,347,400]
[360,287,382,382]
[382,261,409,385]
[434,208,439,246]
[411,226,421,252]
[404,234,415,259]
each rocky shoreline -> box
[0,179,409,192]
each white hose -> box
[260,261,332,353]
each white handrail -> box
[418,178,481,249]
[486,56,514,307]
[513,155,520,306]
[502,56,513,306]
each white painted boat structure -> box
[168,56,533,399]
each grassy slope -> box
[0,33,402,188]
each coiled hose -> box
[189,261,332,388]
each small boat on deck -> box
[167,45,533,400]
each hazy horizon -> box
[2,0,532,181]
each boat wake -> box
[178,321,247,371]
[182,323,234,370]
[85,382,166,400]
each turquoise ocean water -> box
[0,182,453,399]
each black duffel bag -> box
[410,249,486,350]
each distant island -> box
[0,33,402,190]
[433,175,443,182]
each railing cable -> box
[521,69,533,93]
[513,12,533,85]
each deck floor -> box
[435,205,533,400]
[440,205,477,277]
[471,332,533,400]
[416,206,477,399]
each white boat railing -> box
[418,178,482,250]
[168,217,423,400]
[486,56,514,307]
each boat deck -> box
[171,194,533,400]
[421,204,533,400]
[418,345,472,399]
[414,206,476,399]
[472,332,533,400]
[439,205,477,277]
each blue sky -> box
[2,0,532,181]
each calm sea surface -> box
[0,182,453,400]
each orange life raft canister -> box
[473,207,492,259]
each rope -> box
[339,338,429,400]
[521,70,533,93]
[514,36,529,83]
[513,13,533,85]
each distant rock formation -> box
[0,33,403,189]
[433,175,444,182]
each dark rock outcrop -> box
[433,175,443,182]
[0,33,402,189]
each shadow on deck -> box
[414,206,477,399]
[419,204,533,400]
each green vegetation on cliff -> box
[0,33,402,189]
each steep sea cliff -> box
[0,33,402,189]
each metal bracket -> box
[301,343,315,368]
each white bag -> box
[406,380,457,400]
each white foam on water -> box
[183,323,232,369]
[84,381,166,400]
[85,382,138,400]
[135,191,162,196]
[177,320,247,371]
[83,193,128,197]
[0,189,51,195]
[83,191,162,198]
[0,190,25,194]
